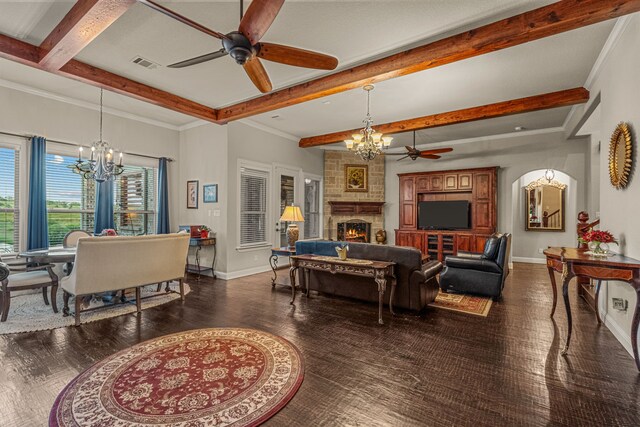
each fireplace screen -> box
[337,219,371,243]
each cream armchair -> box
[61,233,190,326]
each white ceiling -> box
[0,1,619,141]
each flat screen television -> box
[418,200,470,230]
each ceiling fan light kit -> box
[143,0,338,93]
[384,131,454,162]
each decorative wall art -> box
[187,180,198,209]
[203,184,218,203]
[609,122,633,189]
[344,164,368,192]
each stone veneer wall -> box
[323,150,385,240]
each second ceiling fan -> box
[140,0,339,93]
[385,131,454,161]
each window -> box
[114,166,155,235]
[0,147,19,254]
[239,165,269,247]
[46,152,156,246]
[304,178,321,239]
[46,153,95,246]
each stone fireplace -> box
[337,219,371,243]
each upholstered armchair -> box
[439,233,512,299]
[63,230,92,248]
[0,258,59,322]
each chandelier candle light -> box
[344,85,393,161]
[70,89,124,182]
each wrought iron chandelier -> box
[69,89,124,182]
[344,85,392,161]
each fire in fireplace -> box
[337,219,371,243]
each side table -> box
[186,237,217,279]
[270,247,296,287]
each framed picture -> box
[187,180,199,209]
[203,184,218,203]
[345,164,368,192]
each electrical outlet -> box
[612,298,628,311]
[207,210,212,217]
[538,248,544,254]
[213,210,221,217]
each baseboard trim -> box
[215,265,272,280]
[603,314,634,357]
[512,257,546,265]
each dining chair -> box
[63,230,92,248]
[0,257,59,322]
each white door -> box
[273,166,302,248]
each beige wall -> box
[323,151,384,240]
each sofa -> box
[61,233,190,325]
[439,233,512,299]
[295,240,442,312]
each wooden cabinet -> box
[395,167,498,261]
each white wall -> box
[384,130,591,260]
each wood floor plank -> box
[0,263,639,426]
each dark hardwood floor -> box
[1,263,639,426]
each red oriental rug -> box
[429,291,493,317]
[50,328,304,426]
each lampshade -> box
[280,205,305,222]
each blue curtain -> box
[156,157,170,234]
[27,136,49,250]
[94,180,114,234]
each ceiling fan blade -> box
[420,154,441,159]
[138,0,227,40]
[243,58,273,93]
[239,0,285,45]
[167,49,227,68]
[396,155,409,161]
[257,43,338,70]
[420,147,454,155]
[384,152,409,156]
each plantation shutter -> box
[114,165,156,235]
[240,167,268,246]
[0,147,20,254]
[46,153,95,246]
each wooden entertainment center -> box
[395,167,498,262]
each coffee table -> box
[289,254,396,324]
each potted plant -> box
[199,225,211,239]
[579,228,618,256]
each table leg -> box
[269,254,278,287]
[389,276,397,316]
[289,266,298,305]
[211,243,217,279]
[374,270,386,325]
[594,280,603,324]
[631,282,640,371]
[195,245,202,281]
[304,268,310,297]
[547,266,558,318]
[561,262,574,356]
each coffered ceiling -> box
[0,1,623,143]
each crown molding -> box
[236,119,300,142]
[177,119,208,132]
[0,77,182,131]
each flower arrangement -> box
[199,225,211,238]
[579,229,617,255]
[101,229,117,236]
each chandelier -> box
[344,85,392,161]
[69,89,124,182]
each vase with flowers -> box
[199,225,211,239]
[579,229,618,256]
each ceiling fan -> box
[385,131,453,161]
[139,0,339,93]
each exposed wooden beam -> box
[39,0,136,70]
[298,88,590,147]
[0,33,219,123]
[219,0,640,123]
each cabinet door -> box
[458,173,473,190]
[399,177,416,229]
[416,176,430,191]
[474,172,491,200]
[395,231,408,247]
[400,177,415,202]
[457,234,473,252]
[430,175,444,191]
[474,201,491,229]
[475,235,489,253]
[444,174,458,190]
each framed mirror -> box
[524,179,566,232]
[608,122,633,189]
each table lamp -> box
[279,205,305,248]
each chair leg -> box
[179,279,185,301]
[63,291,70,316]
[156,283,162,292]
[51,283,58,314]
[42,286,50,306]
[120,290,127,303]
[135,287,141,313]
[1,287,9,322]
[74,296,82,326]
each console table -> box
[544,247,640,371]
[270,247,296,287]
[186,237,217,279]
[289,254,396,324]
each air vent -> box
[131,56,158,70]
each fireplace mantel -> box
[328,201,384,215]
